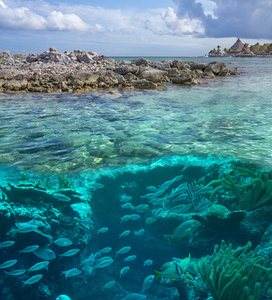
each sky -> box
[1,0,272,56]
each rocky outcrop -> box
[0,50,15,65]
[139,69,168,83]
[0,49,238,93]
[131,79,157,89]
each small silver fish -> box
[195,186,213,195]
[15,225,38,234]
[80,257,95,266]
[22,274,43,286]
[59,249,80,258]
[120,266,130,278]
[33,247,56,261]
[130,214,140,221]
[119,230,131,239]
[145,217,156,225]
[97,227,109,234]
[53,238,73,247]
[124,255,137,262]
[121,203,134,210]
[5,269,26,276]
[95,256,112,263]
[133,204,149,213]
[152,197,169,206]
[115,246,131,256]
[53,193,71,202]
[56,295,72,300]
[123,293,147,300]
[120,195,132,202]
[18,245,40,254]
[141,275,155,293]
[0,241,15,248]
[167,204,192,214]
[103,280,116,289]
[61,268,81,280]
[146,186,156,192]
[99,247,112,253]
[143,259,153,267]
[28,261,49,273]
[93,258,113,269]
[120,215,132,223]
[0,259,17,269]
[134,229,145,236]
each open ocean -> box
[0,56,272,300]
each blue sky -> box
[1,0,271,56]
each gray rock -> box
[26,53,38,63]
[150,61,171,70]
[172,60,185,70]
[132,57,150,66]
[172,73,192,84]
[191,63,208,70]
[0,50,15,65]
[124,73,137,81]
[140,69,168,83]
[205,61,226,75]
[73,72,100,85]
[37,51,49,60]
[2,79,28,91]
[48,51,71,64]
[166,68,180,78]
[77,52,93,63]
[202,71,216,79]
[114,65,138,75]
[131,79,157,89]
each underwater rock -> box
[0,202,15,236]
[70,203,92,219]
[192,204,246,230]
[241,206,272,245]
[259,223,272,262]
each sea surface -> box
[0,57,272,300]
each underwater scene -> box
[0,57,272,300]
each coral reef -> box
[187,240,272,300]
[206,166,272,211]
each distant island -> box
[208,38,272,57]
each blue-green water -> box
[0,57,272,300]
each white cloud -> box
[162,7,204,35]
[0,1,103,32]
[0,0,7,8]
[144,7,204,36]
[46,11,90,31]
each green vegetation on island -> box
[208,38,272,57]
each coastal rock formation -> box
[0,48,237,93]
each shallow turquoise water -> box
[0,57,272,300]
[0,57,271,174]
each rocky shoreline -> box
[0,48,237,93]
